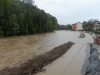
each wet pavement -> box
[35,32,94,75]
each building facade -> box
[72,22,83,31]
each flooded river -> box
[0,30,81,70]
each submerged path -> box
[35,32,93,75]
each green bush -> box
[0,30,4,37]
[94,29,98,34]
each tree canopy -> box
[0,0,58,37]
[56,24,72,30]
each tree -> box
[82,21,87,30]
[0,0,59,37]
[87,25,92,31]
[0,0,11,36]
[18,13,25,35]
[8,14,20,35]
[23,0,35,34]
[46,20,53,31]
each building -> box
[88,19,99,22]
[72,23,77,30]
[72,22,83,31]
[93,24,100,30]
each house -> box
[88,19,99,22]
[72,23,77,30]
[72,22,83,31]
[93,24,100,31]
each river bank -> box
[0,41,74,75]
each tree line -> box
[0,0,58,37]
[57,24,72,30]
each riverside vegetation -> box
[0,0,58,37]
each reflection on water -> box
[0,30,80,70]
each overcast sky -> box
[35,0,100,25]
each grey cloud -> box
[35,0,100,24]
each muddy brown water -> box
[0,30,80,70]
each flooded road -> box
[35,32,93,75]
[0,30,88,70]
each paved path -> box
[35,33,93,75]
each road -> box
[35,32,93,75]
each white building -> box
[72,22,83,31]
[77,22,83,30]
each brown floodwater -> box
[0,30,80,70]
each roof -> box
[94,24,100,27]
